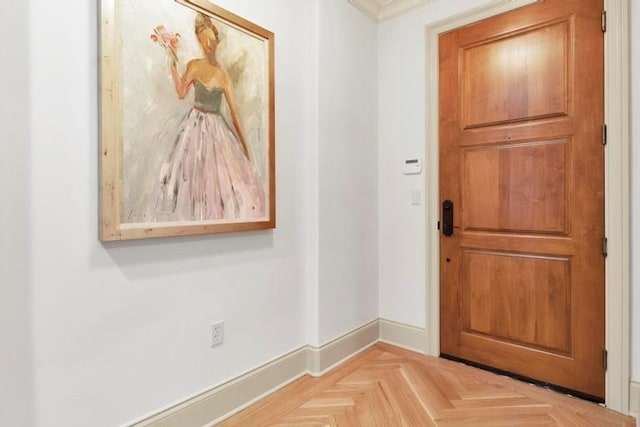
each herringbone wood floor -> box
[219,344,635,426]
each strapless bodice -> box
[194,81,224,113]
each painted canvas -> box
[100,0,275,241]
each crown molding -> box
[348,0,433,22]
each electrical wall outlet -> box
[211,321,224,347]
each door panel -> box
[462,20,569,128]
[439,0,605,400]
[462,140,568,234]
[462,250,571,355]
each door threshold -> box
[440,353,605,405]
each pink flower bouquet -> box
[151,25,181,63]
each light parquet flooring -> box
[219,344,636,427]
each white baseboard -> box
[307,319,379,375]
[128,318,382,427]
[630,381,640,425]
[128,317,634,426]
[379,318,428,353]
[128,346,308,427]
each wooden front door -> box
[439,0,605,400]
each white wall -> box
[317,0,379,344]
[20,0,380,424]
[27,0,316,425]
[630,0,640,383]
[377,0,495,327]
[304,0,322,348]
[0,1,34,426]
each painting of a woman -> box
[134,13,265,223]
[100,0,274,240]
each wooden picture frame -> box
[100,0,275,241]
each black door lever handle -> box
[443,200,454,236]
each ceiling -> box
[348,0,432,21]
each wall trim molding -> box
[630,381,640,422]
[307,319,380,375]
[126,319,423,427]
[379,318,428,353]
[124,317,633,425]
[125,319,382,427]
[603,0,631,414]
[347,0,433,22]
[126,346,309,427]
[424,0,631,413]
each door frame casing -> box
[425,0,630,413]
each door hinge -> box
[602,124,607,145]
[602,237,608,257]
[603,349,608,371]
[437,221,441,230]
[602,10,607,32]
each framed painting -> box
[100,0,275,241]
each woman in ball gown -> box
[138,13,265,223]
